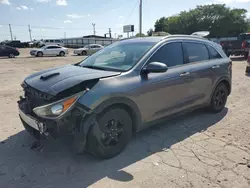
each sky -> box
[0,0,250,41]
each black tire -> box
[86,107,132,159]
[209,83,228,113]
[81,51,87,56]
[9,53,15,58]
[37,51,43,57]
[59,51,65,57]
[20,118,45,140]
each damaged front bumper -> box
[18,96,92,140]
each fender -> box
[93,97,142,132]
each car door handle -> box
[180,72,190,77]
[212,65,220,69]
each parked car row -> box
[0,44,105,58]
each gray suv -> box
[18,36,232,159]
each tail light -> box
[242,41,247,49]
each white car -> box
[30,45,69,57]
[73,44,104,56]
[38,39,64,47]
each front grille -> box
[21,82,55,111]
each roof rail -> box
[161,34,208,41]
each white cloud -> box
[67,14,84,19]
[217,0,250,3]
[20,5,28,10]
[64,20,72,23]
[87,14,91,17]
[16,5,31,10]
[0,0,11,5]
[37,0,50,2]
[118,16,124,20]
[0,25,2,27]
[56,0,67,6]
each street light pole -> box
[92,23,96,35]
[139,0,142,37]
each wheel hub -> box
[101,119,123,146]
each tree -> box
[147,28,154,36]
[135,33,146,37]
[154,4,249,37]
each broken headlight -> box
[33,92,84,119]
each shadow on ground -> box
[0,108,228,187]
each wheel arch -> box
[211,77,231,100]
[93,97,142,132]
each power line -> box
[124,0,140,25]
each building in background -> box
[63,35,118,48]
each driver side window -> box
[149,42,184,67]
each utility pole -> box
[9,24,13,41]
[139,0,142,37]
[28,25,32,41]
[109,28,112,38]
[92,23,96,35]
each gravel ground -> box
[0,49,250,188]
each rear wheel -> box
[81,51,87,56]
[86,107,132,159]
[209,83,228,113]
[9,53,15,58]
[37,51,43,57]
[59,51,65,57]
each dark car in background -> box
[18,36,231,159]
[220,33,250,58]
[0,45,20,58]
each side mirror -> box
[142,62,168,74]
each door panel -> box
[182,42,214,107]
[135,65,193,122]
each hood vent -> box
[40,72,60,81]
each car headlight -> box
[33,92,84,119]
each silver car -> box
[30,45,69,57]
[73,44,104,56]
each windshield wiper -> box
[81,65,110,71]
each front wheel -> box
[86,108,132,159]
[37,51,43,57]
[209,83,228,113]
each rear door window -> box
[148,42,184,67]
[184,42,209,63]
[207,45,222,59]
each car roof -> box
[120,35,208,44]
[44,45,61,47]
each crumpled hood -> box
[24,64,121,95]
[76,48,88,51]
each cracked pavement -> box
[0,49,250,188]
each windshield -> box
[79,41,155,71]
[41,46,47,49]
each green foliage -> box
[147,28,154,36]
[135,33,146,37]
[154,4,249,37]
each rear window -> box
[184,42,209,63]
[207,45,222,59]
